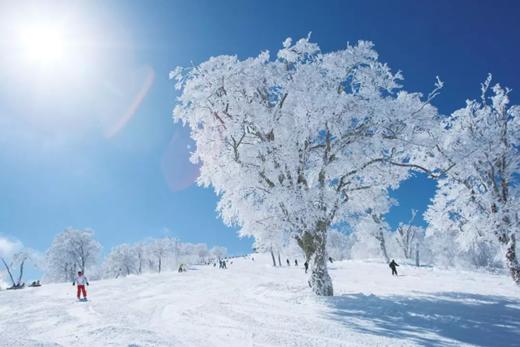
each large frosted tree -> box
[426,76,520,283]
[172,36,442,295]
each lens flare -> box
[105,66,155,138]
[18,22,67,65]
[161,130,200,192]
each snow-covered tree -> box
[326,229,352,261]
[426,213,501,269]
[192,243,209,263]
[1,250,31,288]
[133,241,148,274]
[0,236,44,289]
[209,246,227,260]
[253,224,290,267]
[394,210,425,263]
[426,177,505,269]
[346,188,397,263]
[45,229,101,282]
[148,238,176,273]
[426,76,520,283]
[103,244,138,278]
[172,36,443,295]
[0,236,23,288]
[101,239,221,278]
[177,242,201,265]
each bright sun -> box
[18,22,67,65]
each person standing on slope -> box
[389,260,399,276]
[73,271,89,301]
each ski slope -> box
[1,254,519,347]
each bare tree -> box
[1,257,16,287]
[1,250,31,288]
[395,210,419,259]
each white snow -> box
[1,254,519,347]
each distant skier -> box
[294,259,298,266]
[389,259,399,276]
[304,261,309,273]
[286,259,290,266]
[328,256,334,263]
[73,271,89,301]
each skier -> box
[294,259,298,266]
[389,259,399,276]
[328,256,334,263]
[73,271,89,301]
[304,261,309,273]
[286,258,290,266]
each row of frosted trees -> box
[0,228,228,288]
[44,229,227,282]
[271,209,503,271]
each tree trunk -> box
[270,249,277,267]
[80,256,85,273]
[415,248,420,267]
[377,230,390,263]
[307,221,334,296]
[372,214,390,263]
[17,259,26,286]
[277,252,282,267]
[505,234,520,285]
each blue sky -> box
[0,1,519,279]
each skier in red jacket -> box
[73,271,89,301]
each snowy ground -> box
[1,254,519,347]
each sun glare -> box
[18,22,67,65]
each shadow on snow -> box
[324,292,520,347]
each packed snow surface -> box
[1,254,519,347]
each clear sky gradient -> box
[0,1,519,278]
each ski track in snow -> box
[1,255,519,347]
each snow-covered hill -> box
[1,254,519,347]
